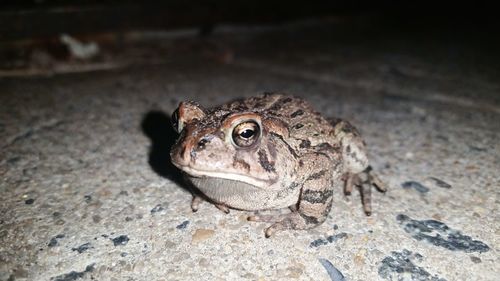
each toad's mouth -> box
[174,164,275,189]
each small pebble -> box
[72,242,92,254]
[192,229,215,244]
[176,220,190,229]
[470,256,481,263]
[286,265,304,278]
[354,254,364,266]
[150,204,166,214]
[25,199,35,205]
[93,215,102,223]
[50,263,95,281]
[318,258,345,281]
[310,232,347,248]
[429,177,452,188]
[401,181,429,193]
[47,234,65,247]
[111,235,130,246]
[47,238,58,247]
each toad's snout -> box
[170,141,191,167]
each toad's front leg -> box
[344,166,387,216]
[191,194,230,214]
[249,153,339,237]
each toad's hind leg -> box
[249,153,338,237]
[330,118,387,215]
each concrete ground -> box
[1,18,499,281]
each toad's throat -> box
[177,165,275,189]
[187,176,285,211]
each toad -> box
[170,93,386,237]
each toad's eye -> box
[232,121,260,147]
[171,108,182,133]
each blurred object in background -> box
[0,1,498,76]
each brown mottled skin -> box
[170,93,386,237]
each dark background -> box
[1,0,498,41]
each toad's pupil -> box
[240,129,254,139]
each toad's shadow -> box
[141,110,190,191]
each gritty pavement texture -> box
[1,19,499,281]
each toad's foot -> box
[191,195,203,212]
[191,195,230,214]
[248,212,318,238]
[344,166,387,216]
[249,200,332,238]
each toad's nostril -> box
[197,139,208,150]
[196,137,212,151]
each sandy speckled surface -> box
[1,20,499,281]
